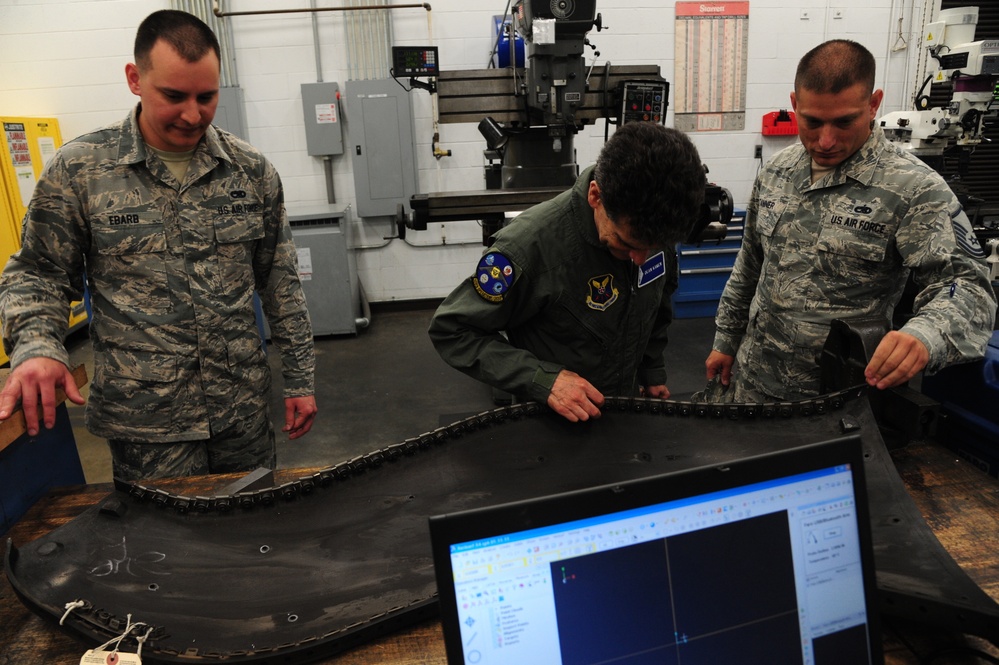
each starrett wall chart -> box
[674,2,749,132]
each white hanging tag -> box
[79,648,142,664]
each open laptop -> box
[429,435,883,665]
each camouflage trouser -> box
[690,374,783,404]
[107,408,276,481]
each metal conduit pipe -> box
[311,0,324,82]
[215,0,239,87]
[323,156,336,204]
[343,4,356,80]
[209,0,427,81]
[173,0,237,86]
[356,2,368,79]
[340,0,393,81]
[211,1,431,18]
[356,279,371,330]
[347,0,360,80]
[386,1,396,54]
[363,4,374,79]
[366,6,379,79]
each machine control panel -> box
[619,80,668,125]
[391,46,439,77]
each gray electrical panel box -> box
[263,206,359,337]
[301,82,344,156]
[213,86,248,140]
[345,78,418,218]
[292,206,358,335]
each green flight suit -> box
[429,167,678,403]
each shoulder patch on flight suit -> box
[586,274,619,311]
[473,252,515,302]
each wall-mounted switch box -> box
[302,82,344,156]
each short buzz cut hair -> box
[134,10,220,71]
[593,123,706,248]
[795,39,876,96]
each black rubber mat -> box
[6,388,998,663]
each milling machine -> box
[394,0,732,244]
[880,7,999,487]
[880,6,999,264]
[880,7,999,162]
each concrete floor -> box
[67,302,718,484]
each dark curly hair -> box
[593,123,706,248]
[134,10,220,71]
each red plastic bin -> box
[762,110,798,136]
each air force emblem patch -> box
[586,274,619,311]
[473,252,515,302]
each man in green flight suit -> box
[429,122,706,422]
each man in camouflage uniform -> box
[0,10,317,480]
[702,40,996,402]
[430,123,706,422]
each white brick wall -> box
[0,0,933,302]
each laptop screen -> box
[429,436,882,665]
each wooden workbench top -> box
[2,440,999,664]
[0,364,88,455]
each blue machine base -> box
[921,331,999,478]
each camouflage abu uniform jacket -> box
[0,107,316,442]
[713,127,996,400]
[429,167,677,402]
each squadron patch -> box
[586,274,619,311]
[473,252,515,302]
